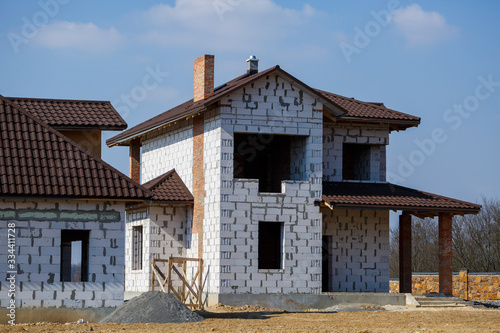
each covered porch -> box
[322,182,481,296]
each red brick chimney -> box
[193,55,214,102]
[129,138,141,184]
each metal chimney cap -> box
[246,55,259,74]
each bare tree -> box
[389,225,399,278]
[390,197,500,276]
[72,264,82,282]
[453,197,500,272]
[390,217,439,277]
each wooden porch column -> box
[399,212,412,293]
[439,212,453,296]
[129,138,141,183]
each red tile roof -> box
[0,94,149,200]
[142,169,193,203]
[315,90,421,123]
[6,97,127,130]
[107,65,420,147]
[322,182,481,215]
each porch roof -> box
[142,169,194,204]
[322,182,481,217]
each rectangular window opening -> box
[234,133,306,193]
[132,226,143,270]
[342,143,372,181]
[61,230,89,282]
[258,222,284,270]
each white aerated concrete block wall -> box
[0,199,125,308]
[219,180,323,294]
[142,118,194,190]
[323,123,389,182]
[125,206,192,293]
[125,209,149,292]
[216,74,324,294]
[322,208,390,292]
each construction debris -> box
[100,291,204,323]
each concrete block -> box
[21,299,42,308]
[63,299,84,308]
[41,299,63,308]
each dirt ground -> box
[2,304,500,333]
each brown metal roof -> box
[322,182,481,215]
[142,169,194,204]
[106,66,348,147]
[6,97,127,130]
[107,65,421,147]
[316,89,421,129]
[0,94,150,200]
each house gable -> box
[0,94,150,201]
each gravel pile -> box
[473,300,500,309]
[100,291,205,323]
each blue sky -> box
[1,0,499,214]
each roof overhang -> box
[321,182,481,219]
[107,108,207,147]
[55,125,128,131]
[334,117,421,132]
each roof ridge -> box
[141,168,194,203]
[0,93,152,199]
[142,169,176,190]
[6,96,112,104]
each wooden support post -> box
[198,258,203,309]
[151,258,156,291]
[168,258,173,294]
[182,261,187,303]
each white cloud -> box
[33,21,125,53]
[390,4,459,46]
[137,0,324,54]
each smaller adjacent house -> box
[0,95,151,309]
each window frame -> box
[132,225,143,271]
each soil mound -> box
[100,291,204,323]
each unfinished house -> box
[0,95,151,311]
[107,55,481,304]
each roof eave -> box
[107,107,208,147]
[126,200,193,210]
[323,202,481,215]
[54,125,128,131]
[336,117,421,131]
[0,195,150,202]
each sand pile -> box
[100,291,204,323]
